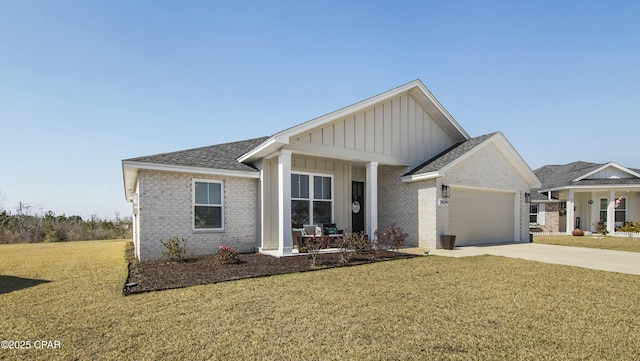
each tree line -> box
[0,207,132,244]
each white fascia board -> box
[413,80,470,140]
[539,184,640,193]
[401,171,441,183]
[237,137,281,163]
[122,162,138,201]
[573,162,640,181]
[122,161,261,179]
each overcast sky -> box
[1,1,638,219]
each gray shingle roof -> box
[125,136,270,172]
[534,161,640,190]
[404,132,497,176]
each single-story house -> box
[122,80,541,260]
[530,161,640,234]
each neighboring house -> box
[122,80,541,260]
[530,161,640,234]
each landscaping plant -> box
[335,228,367,265]
[373,223,409,257]
[160,237,187,261]
[215,245,239,264]
[304,236,329,267]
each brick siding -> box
[136,170,258,260]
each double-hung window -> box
[599,198,608,222]
[529,204,539,224]
[615,197,626,226]
[291,173,332,225]
[194,181,223,230]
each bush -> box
[335,228,368,264]
[215,245,239,264]
[595,219,608,235]
[616,221,640,233]
[161,237,187,261]
[305,236,329,267]
[374,223,409,256]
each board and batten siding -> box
[259,155,352,251]
[291,93,455,167]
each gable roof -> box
[238,79,471,163]
[534,161,640,192]
[124,137,269,172]
[122,137,269,200]
[401,132,541,187]
[403,132,497,178]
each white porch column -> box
[278,150,292,255]
[366,161,378,238]
[566,190,575,233]
[607,191,616,234]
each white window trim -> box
[529,204,539,225]
[193,179,224,231]
[291,171,334,225]
[615,197,626,226]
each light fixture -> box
[442,184,450,198]
[525,193,531,203]
[588,199,594,205]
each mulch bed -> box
[124,245,417,295]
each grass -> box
[1,240,640,360]
[534,234,640,253]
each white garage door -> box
[449,187,515,246]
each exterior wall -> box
[443,142,532,243]
[539,203,560,232]
[137,170,258,260]
[291,93,455,167]
[378,165,435,248]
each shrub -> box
[216,245,240,264]
[305,236,329,267]
[161,237,187,261]
[374,223,409,256]
[595,219,608,235]
[335,228,368,264]
[616,221,640,233]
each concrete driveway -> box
[425,243,640,276]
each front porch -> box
[257,150,381,256]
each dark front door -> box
[352,181,365,233]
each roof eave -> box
[401,171,441,183]
[237,137,283,163]
[122,160,260,201]
[573,162,640,181]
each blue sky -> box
[1,1,638,219]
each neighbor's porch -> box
[559,188,640,234]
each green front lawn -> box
[1,240,640,360]
[534,234,640,253]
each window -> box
[529,204,539,224]
[615,197,626,226]
[194,181,223,229]
[291,173,332,225]
[600,198,608,222]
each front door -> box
[352,181,365,233]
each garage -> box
[448,187,515,246]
